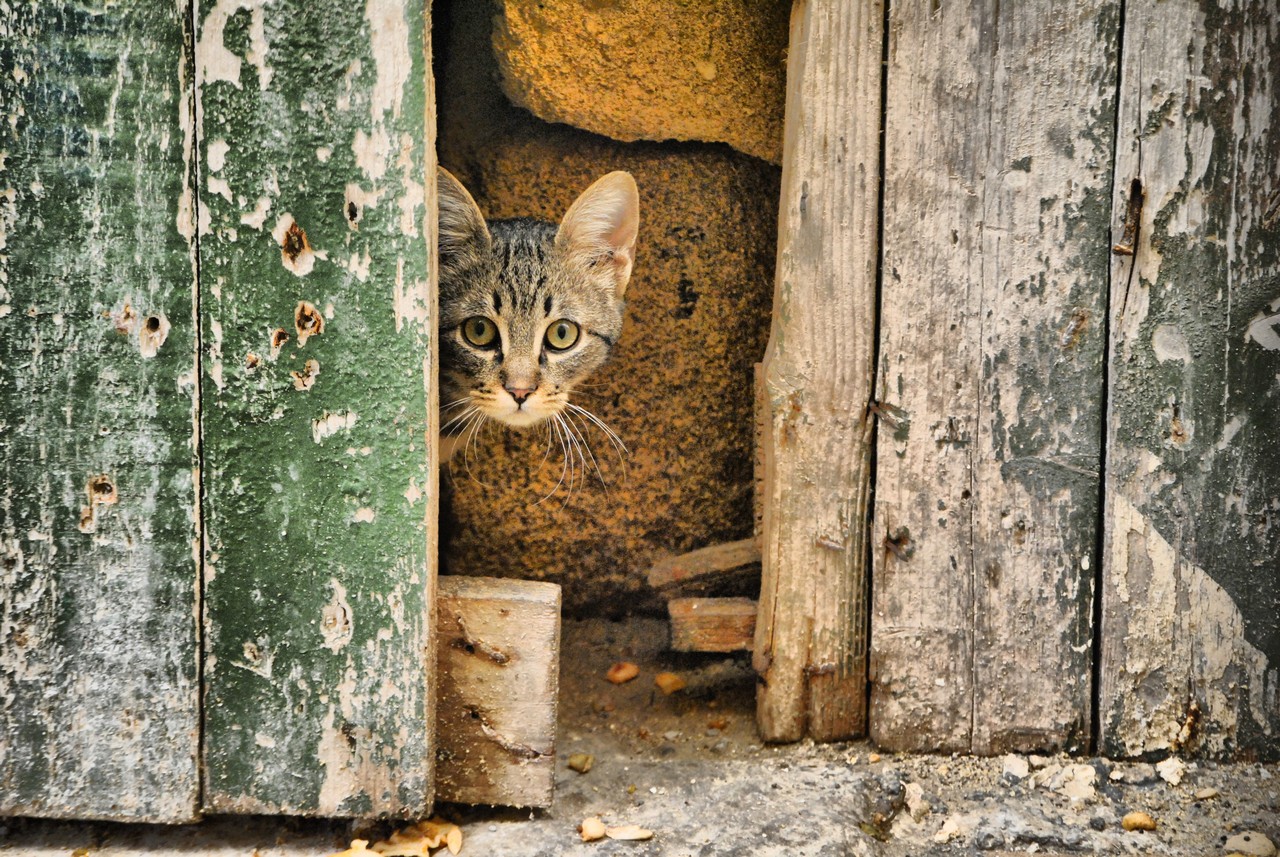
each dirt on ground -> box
[4,616,1276,857]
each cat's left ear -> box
[556,171,640,298]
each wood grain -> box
[753,0,882,742]
[647,538,760,595]
[871,0,1117,754]
[669,598,757,653]
[0,2,201,822]
[436,576,560,808]
[1100,0,1280,761]
[197,0,438,815]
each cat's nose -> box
[506,386,534,406]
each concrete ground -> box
[2,618,1277,856]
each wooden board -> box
[1099,0,1280,761]
[669,598,757,654]
[0,2,201,822]
[196,0,438,815]
[436,576,560,809]
[647,538,760,596]
[752,0,883,744]
[870,0,1117,754]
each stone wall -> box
[433,1,783,615]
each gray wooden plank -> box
[196,0,438,814]
[0,2,201,821]
[1100,0,1280,761]
[753,0,882,743]
[871,0,1118,754]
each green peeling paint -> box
[197,0,434,815]
[0,2,201,822]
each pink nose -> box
[506,387,534,405]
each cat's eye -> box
[544,319,580,351]
[462,316,497,348]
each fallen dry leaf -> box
[328,840,375,857]
[607,662,640,684]
[579,817,607,842]
[606,825,654,841]
[654,672,687,695]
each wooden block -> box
[436,576,561,808]
[754,0,881,743]
[647,538,761,595]
[871,0,1114,754]
[0,2,201,823]
[1099,0,1280,761]
[669,598,757,653]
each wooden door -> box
[0,0,439,821]
[1099,0,1280,760]
[197,0,438,816]
[0,2,202,822]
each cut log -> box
[754,0,882,743]
[436,576,561,808]
[647,539,761,596]
[669,598,757,654]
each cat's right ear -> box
[436,167,491,261]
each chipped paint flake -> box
[320,579,354,654]
[312,411,358,444]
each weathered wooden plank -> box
[0,3,200,822]
[753,0,881,743]
[647,538,760,595]
[197,0,437,815]
[871,0,1117,754]
[436,576,559,809]
[0,2,201,822]
[1100,0,1280,761]
[669,598,757,654]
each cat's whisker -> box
[455,410,494,489]
[441,404,480,435]
[535,415,572,506]
[566,401,629,458]
[562,410,608,493]
[565,402,630,486]
[440,397,474,414]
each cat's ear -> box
[437,167,491,259]
[556,171,640,298]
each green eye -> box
[545,319,580,351]
[462,316,497,347]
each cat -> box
[435,167,639,470]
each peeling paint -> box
[320,579,354,653]
[312,410,358,444]
[1107,495,1273,754]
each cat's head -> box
[437,168,639,429]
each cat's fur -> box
[436,168,639,463]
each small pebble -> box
[1156,756,1186,785]
[1225,831,1277,857]
[1122,811,1157,832]
[1194,786,1219,800]
[567,753,594,774]
[1001,754,1030,781]
[868,753,882,763]
[1089,816,1106,831]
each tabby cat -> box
[436,168,639,466]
